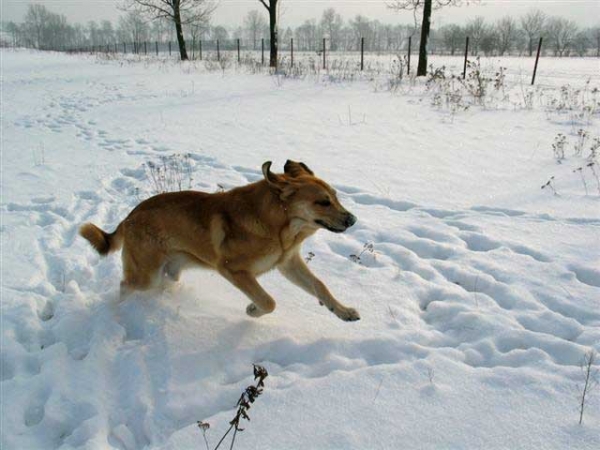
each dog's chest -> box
[249,220,312,274]
[281,219,313,250]
[251,251,281,274]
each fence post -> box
[322,38,326,70]
[192,38,195,60]
[123,42,126,53]
[261,38,264,65]
[217,40,220,61]
[199,40,202,60]
[144,41,147,55]
[291,38,294,66]
[463,36,470,79]
[531,37,543,85]
[155,41,158,56]
[168,41,171,56]
[360,37,364,71]
[237,38,240,62]
[407,36,412,74]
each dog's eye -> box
[315,199,331,207]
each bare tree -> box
[573,30,590,57]
[5,21,20,47]
[72,24,87,48]
[211,25,228,42]
[232,25,243,40]
[188,17,208,56]
[22,4,70,50]
[118,11,149,46]
[349,15,372,51]
[258,0,279,67]
[281,26,293,50]
[388,0,462,76]
[24,4,49,48]
[244,10,267,50]
[594,26,600,57]
[480,25,498,56]
[121,0,216,60]
[320,8,344,51]
[439,24,463,55]
[496,16,519,56]
[372,20,386,52]
[546,17,579,56]
[100,20,116,45]
[151,17,171,43]
[465,16,486,56]
[88,21,100,46]
[296,19,318,51]
[521,9,546,56]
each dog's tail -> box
[79,222,123,256]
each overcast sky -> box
[2,1,598,28]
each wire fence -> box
[63,36,552,85]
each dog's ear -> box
[284,160,314,178]
[262,161,296,200]
[262,161,282,185]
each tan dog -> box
[80,160,360,321]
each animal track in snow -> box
[568,264,600,288]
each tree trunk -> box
[417,0,432,77]
[173,3,188,61]
[268,2,278,68]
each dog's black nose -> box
[345,213,357,228]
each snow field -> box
[1,50,599,449]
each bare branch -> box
[578,349,599,425]
[122,0,174,19]
[258,0,270,12]
[387,0,460,12]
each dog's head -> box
[262,160,357,233]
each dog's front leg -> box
[218,267,276,318]
[278,253,360,322]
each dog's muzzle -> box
[315,213,357,233]
[344,213,357,228]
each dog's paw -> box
[336,307,361,322]
[246,303,263,318]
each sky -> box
[2,0,599,28]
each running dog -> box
[80,160,360,321]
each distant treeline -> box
[2,4,599,57]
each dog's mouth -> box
[315,219,346,233]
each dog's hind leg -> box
[120,246,164,300]
[218,268,276,318]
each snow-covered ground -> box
[2,49,599,450]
